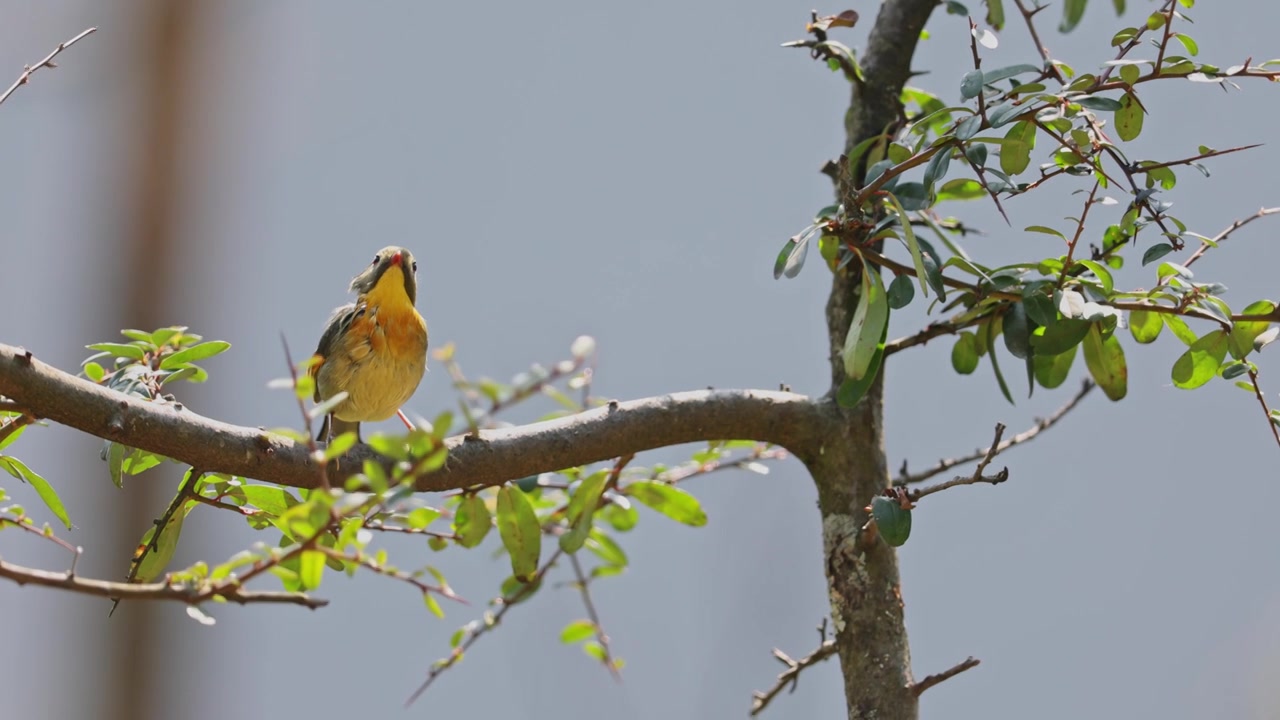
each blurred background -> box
[3,1,1279,718]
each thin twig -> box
[911,656,981,696]
[749,637,838,716]
[569,553,622,681]
[0,413,33,447]
[0,558,327,608]
[909,423,1009,502]
[406,549,565,706]
[1012,0,1063,82]
[898,380,1095,485]
[1245,368,1280,450]
[0,27,97,108]
[1181,206,1280,272]
[281,334,329,491]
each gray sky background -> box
[3,1,1279,718]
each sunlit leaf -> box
[1171,330,1229,389]
[1082,323,1127,400]
[496,486,542,582]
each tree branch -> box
[0,344,829,492]
[897,379,1095,486]
[749,635,838,716]
[910,656,980,696]
[0,27,97,108]
[0,557,326,609]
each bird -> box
[310,246,428,443]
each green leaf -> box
[885,193,928,299]
[561,471,607,554]
[983,64,1040,86]
[985,0,1005,29]
[1023,292,1056,327]
[1073,260,1114,294]
[1003,303,1032,360]
[1175,33,1199,56]
[937,178,985,201]
[602,502,639,532]
[1171,330,1229,389]
[836,320,887,408]
[83,362,105,382]
[322,430,357,461]
[1024,225,1066,242]
[923,145,953,190]
[1000,121,1036,176]
[1129,309,1163,343]
[560,620,597,645]
[952,332,980,374]
[242,485,297,517]
[584,528,629,567]
[131,500,195,583]
[961,69,985,100]
[887,273,915,309]
[870,495,911,547]
[86,342,145,361]
[1075,96,1122,112]
[842,268,891,381]
[1163,314,1198,345]
[453,494,491,548]
[105,441,125,489]
[1082,323,1127,400]
[424,593,445,618]
[1114,91,1144,141]
[496,485,542,582]
[626,481,707,527]
[1033,343,1077,389]
[158,341,230,370]
[298,550,325,591]
[985,323,1015,405]
[1229,300,1275,359]
[0,456,71,529]
[1031,318,1090,356]
[1060,0,1086,31]
[987,102,1025,127]
[773,233,810,280]
[1142,243,1174,266]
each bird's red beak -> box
[391,251,403,268]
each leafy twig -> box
[0,557,326,608]
[568,552,622,680]
[406,549,565,706]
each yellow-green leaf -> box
[1115,91,1144,141]
[496,486,542,581]
[1171,330,1229,389]
[1082,323,1128,400]
[842,267,890,381]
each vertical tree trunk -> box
[813,2,937,718]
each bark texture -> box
[813,2,938,718]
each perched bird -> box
[311,246,428,442]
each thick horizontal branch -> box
[0,557,326,608]
[0,344,830,492]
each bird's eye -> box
[412,261,418,273]
[371,255,379,266]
